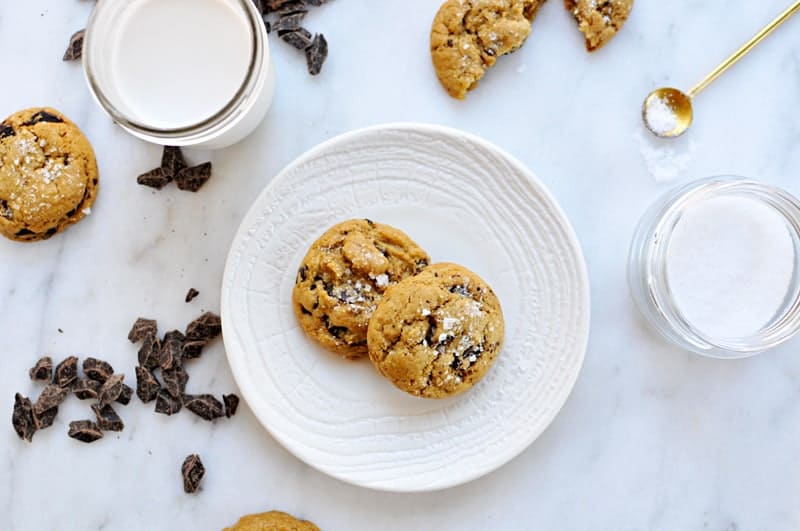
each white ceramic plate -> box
[221,123,590,492]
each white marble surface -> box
[1,0,799,529]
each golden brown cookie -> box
[293,219,430,359]
[224,510,319,531]
[565,0,633,51]
[430,0,547,100]
[0,107,98,242]
[367,262,504,399]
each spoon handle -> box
[688,0,800,98]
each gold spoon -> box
[643,0,800,138]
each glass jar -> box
[83,0,274,149]
[628,177,800,358]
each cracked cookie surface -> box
[565,0,633,51]
[430,0,547,99]
[293,219,430,360]
[0,107,98,242]
[367,262,504,399]
[224,510,319,531]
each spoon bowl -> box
[642,87,693,138]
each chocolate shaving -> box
[138,333,162,369]
[92,403,124,431]
[53,356,78,388]
[305,33,328,75]
[62,29,85,61]
[73,378,101,400]
[116,384,133,405]
[185,288,199,303]
[29,356,53,381]
[12,393,36,442]
[175,162,213,192]
[128,318,158,343]
[281,28,313,50]
[223,394,240,418]
[136,366,161,403]
[161,146,187,179]
[97,374,125,406]
[154,389,182,415]
[33,384,69,417]
[186,312,222,341]
[183,394,225,421]
[182,454,205,494]
[68,420,103,443]
[163,365,188,398]
[137,167,172,190]
[83,357,114,383]
[34,406,58,430]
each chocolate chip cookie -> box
[0,107,98,241]
[367,262,504,399]
[430,0,547,99]
[293,219,430,359]
[224,510,319,531]
[565,0,633,51]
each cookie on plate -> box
[430,0,547,99]
[565,0,633,51]
[367,262,504,398]
[224,510,319,531]
[0,107,98,242]
[293,219,430,360]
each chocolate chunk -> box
[160,330,185,370]
[305,33,328,75]
[274,12,306,34]
[33,384,69,417]
[154,389,182,415]
[25,110,63,125]
[138,333,162,369]
[160,146,187,179]
[91,403,124,432]
[182,454,205,494]
[12,394,36,442]
[0,123,14,138]
[73,378,101,400]
[175,162,212,192]
[137,167,172,190]
[53,356,78,388]
[29,356,53,381]
[305,0,327,5]
[185,288,199,303]
[183,394,225,421]
[135,366,161,403]
[116,384,133,405]
[281,28,313,50]
[185,312,222,341]
[97,373,125,406]
[163,365,188,398]
[129,318,158,343]
[34,406,58,430]
[223,394,240,418]
[265,0,302,11]
[83,357,114,382]
[68,420,103,443]
[62,29,85,61]
[182,340,207,360]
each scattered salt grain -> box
[421,308,431,317]
[442,317,459,331]
[375,274,389,288]
[82,208,92,216]
[438,333,448,343]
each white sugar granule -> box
[374,274,389,288]
[442,317,459,331]
[644,96,679,136]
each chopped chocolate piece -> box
[281,28,313,50]
[116,384,133,405]
[160,146,187,179]
[185,312,222,341]
[183,394,225,421]
[12,394,36,442]
[185,288,199,303]
[274,12,306,34]
[175,162,212,192]
[25,110,64,125]
[97,373,125,406]
[154,389,182,415]
[53,356,78,388]
[182,340,207,360]
[91,403,124,432]
[137,167,172,190]
[29,356,53,381]
[73,378,101,400]
[33,384,69,417]
[138,333,162,369]
[128,318,158,343]
[160,330,185,370]
[68,420,103,443]
[223,394,240,418]
[182,454,205,494]
[34,406,58,430]
[0,123,14,138]
[135,366,161,403]
[62,29,85,61]
[163,365,188,398]
[305,0,327,5]
[83,357,114,383]
[305,33,328,76]
[264,19,272,33]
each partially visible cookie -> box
[0,107,98,241]
[565,0,633,51]
[293,219,430,359]
[430,0,547,100]
[367,262,504,399]
[224,510,319,531]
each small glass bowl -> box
[628,176,800,359]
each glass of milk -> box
[628,177,800,358]
[83,0,274,149]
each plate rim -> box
[220,121,591,492]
